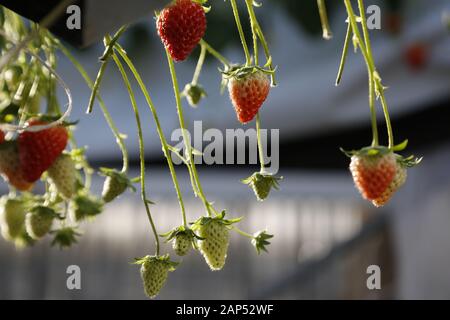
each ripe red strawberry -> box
[18,119,68,183]
[349,150,396,201]
[227,70,270,124]
[0,141,33,191]
[404,42,428,71]
[157,0,207,62]
[372,161,407,207]
[0,130,5,144]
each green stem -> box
[165,49,213,217]
[230,0,251,66]
[114,44,188,228]
[199,39,231,67]
[344,0,386,148]
[86,25,127,114]
[253,16,277,86]
[57,42,129,173]
[256,113,265,172]
[317,0,333,39]
[112,53,160,255]
[245,0,259,66]
[231,226,254,240]
[335,22,351,86]
[357,0,393,148]
[192,44,206,85]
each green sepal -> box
[50,227,82,249]
[252,230,273,255]
[340,145,393,158]
[160,225,203,241]
[397,154,422,168]
[133,254,179,271]
[191,211,243,231]
[393,139,408,152]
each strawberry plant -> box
[0,0,425,299]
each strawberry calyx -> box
[133,254,179,271]
[161,225,202,255]
[191,210,243,231]
[50,227,81,249]
[221,64,274,82]
[341,143,422,169]
[161,225,203,242]
[251,230,274,255]
[182,83,207,107]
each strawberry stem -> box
[335,22,351,86]
[343,0,383,148]
[256,113,265,172]
[165,49,214,218]
[112,51,160,255]
[57,42,130,174]
[86,25,127,114]
[317,0,333,40]
[114,44,188,228]
[231,225,254,240]
[199,39,230,67]
[245,0,259,66]
[244,2,277,86]
[192,43,206,86]
[230,0,251,66]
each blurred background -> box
[0,0,450,299]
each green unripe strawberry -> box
[161,226,200,257]
[47,153,77,199]
[69,194,103,222]
[135,255,178,299]
[173,232,192,256]
[242,172,282,201]
[183,83,207,107]
[14,229,36,249]
[100,168,134,203]
[0,197,26,240]
[25,206,56,240]
[197,219,229,270]
[192,212,241,271]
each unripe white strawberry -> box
[135,255,178,299]
[0,197,26,240]
[47,154,77,199]
[25,206,56,240]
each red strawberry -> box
[0,141,33,191]
[0,130,5,144]
[18,120,68,183]
[227,70,270,124]
[157,0,207,62]
[349,150,396,201]
[404,42,428,71]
